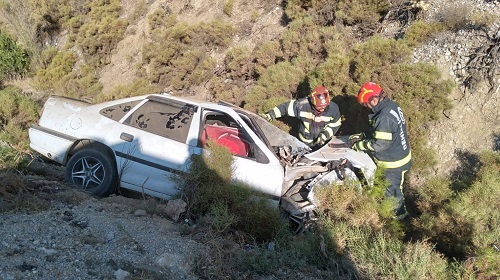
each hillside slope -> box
[98,0,499,176]
[0,1,499,279]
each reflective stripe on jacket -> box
[361,98,412,170]
[268,98,341,145]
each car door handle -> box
[120,132,134,142]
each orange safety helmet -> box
[357,82,383,104]
[310,86,330,112]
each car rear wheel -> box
[65,149,117,196]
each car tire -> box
[65,149,117,197]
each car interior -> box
[200,112,250,157]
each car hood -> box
[306,136,376,171]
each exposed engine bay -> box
[276,137,376,233]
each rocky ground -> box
[0,165,207,280]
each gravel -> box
[0,191,206,280]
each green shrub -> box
[252,41,282,77]
[321,222,451,279]
[0,87,39,133]
[235,198,286,242]
[244,61,305,113]
[143,13,233,90]
[33,50,76,91]
[0,87,40,168]
[315,181,384,230]
[207,202,237,233]
[208,81,244,107]
[413,176,452,214]
[335,0,390,26]
[285,0,390,32]
[207,46,253,104]
[96,78,160,102]
[403,21,445,48]
[72,0,128,66]
[223,0,234,17]
[180,140,286,242]
[413,151,500,278]
[315,168,405,238]
[34,50,103,98]
[0,144,24,170]
[38,46,59,68]
[349,36,412,84]
[235,234,327,275]
[225,46,253,78]
[306,49,350,95]
[280,17,331,63]
[0,31,30,81]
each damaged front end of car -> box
[277,137,377,234]
[231,109,377,234]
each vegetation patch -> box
[34,50,102,99]
[142,12,234,91]
[412,151,500,278]
[95,78,160,102]
[0,30,29,82]
[180,139,287,242]
[0,87,39,168]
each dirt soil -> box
[99,0,285,100]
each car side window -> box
[99,100,141,121]
[200,112,250,157]
[123,99,195,143]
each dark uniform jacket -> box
[267,98,341,146]
[355,97,412,170]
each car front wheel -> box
[65,149,117,196]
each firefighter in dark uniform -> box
[262,86,342,148]
[350,82,412,219]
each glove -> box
[348,133,364,147]
[351,140,366,152]
[348,133,364,142]
[314,132,329,147]
[259,113,272,122]
[314,137,325,147]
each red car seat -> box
[201,125,249,157]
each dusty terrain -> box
[1,192,204,280]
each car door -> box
[197,108,284,199]
[111,96,200,199]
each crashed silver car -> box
[29,93,376,231]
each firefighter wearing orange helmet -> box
[262,86,341,148]
[350,82,412,219]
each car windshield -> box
[218,101,309,153]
